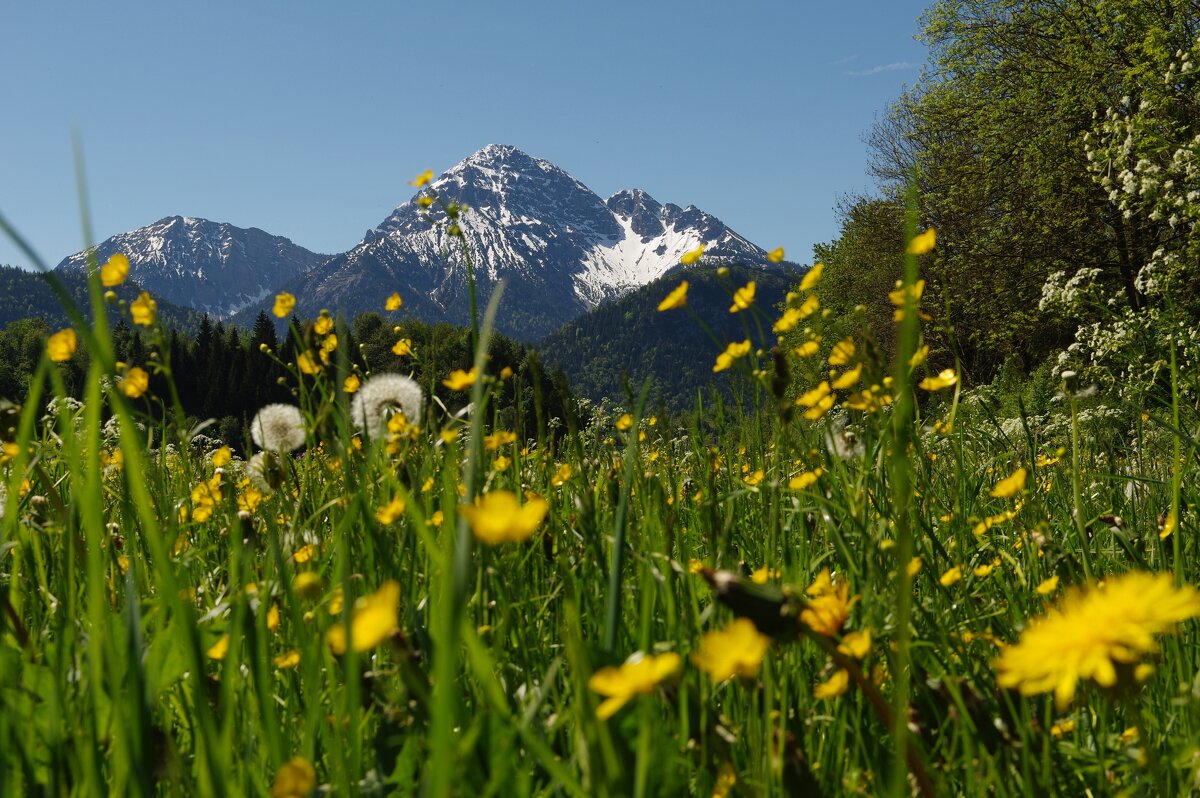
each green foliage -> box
[538,264,799,408]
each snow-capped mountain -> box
[56,216,327,317]
[254,145,779,339]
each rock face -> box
[257,144,777,339]
[56,216,327,317]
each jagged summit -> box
[56,216,327,317]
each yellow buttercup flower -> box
[211,446,232,468]
[692,618,770,681]
[392,338,414,357]
[374,496,406,524]
[712,339,751,373]
[100,253,130,287]
[325,580,401,654]
[206,634,230,660]
[729,281,756,313]
[1036,575,1060,595]
[121,366,150,398]
[680,244,704,265]
[343,374,361,394]
[940,566,963,587]
[409,169,434,187]
[385,292,403,311]
[296,352,321,375]
[615,413,634,432]
[442,368,478,391]
[991,467,1028,498]
[588,651,682,720]
[460,491,548,545]
[996,571,1200,709]
[801,568,857,636]
[767,246,785,263]
[272,292,295,319]
[827,338,855,366]
[47,328,78,362]
[799,262,823,292]
[788,468,822,490]
[794,339,820,357]
[813,668,850,699]
[657,280,688,311]
[831,363,863,391]
[273,650,301,669]
[130,291,157,326]
[837,629,872,659]
[907,227,936,255]
[918,369,958,392]
[484,430,518,450]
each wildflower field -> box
[2,197,1200,798]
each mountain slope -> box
[55,216,327,317]
[0,264,204,333]
[237,145,776,339]
[536,263,802,407]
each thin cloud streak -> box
[847,61,917,76]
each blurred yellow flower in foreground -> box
[442,368,478,391]
[47,328,77,362]
[680,244,704,265]
[272,292,295,319]
[713,339,751,373]
[100,253,130,287]
[919,369,958,392]
[385,292,403,310]
[461,490,548,545]
[802,568,857,636]
[121,367,150,398]
[907,227,936,255]
[813,668,850,699]
[326,580,401,655]
[374,496,405,525]
[692,618,770,681]
[657,280,688,311]
[767,246,785,263]
[991,467,1028,498]
[271,756,316,798]
[408,169,434,187]
[588,651,681,720]
[996,571,1200,709]
[729,280,756,313]
[799,262,823,292]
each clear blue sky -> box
[0,1,929,271]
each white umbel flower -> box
[250,403,306,452]
[352,373,424,440]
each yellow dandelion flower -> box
[460,490,548,545]
[813,668,850,699]
[729,281,756,313]
[692,618,770,682]
[657,280,688,311]
[47,328,78,362]
[996,571,1200,709]
[442,368,478,391]
[100,253,130,287]
[325,580,401,655]
[991,467,1028,498]
[588,651,682,720]
[680,244,704,265]
[272,292,295,319]
[385,292,403,311]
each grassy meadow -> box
[1,204,1199,798]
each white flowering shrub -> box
[1045,38,1200,403]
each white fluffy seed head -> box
[250,403,306,453]
[351,373,424,440]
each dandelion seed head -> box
[351,373,424,440]
[250,404,306,453]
